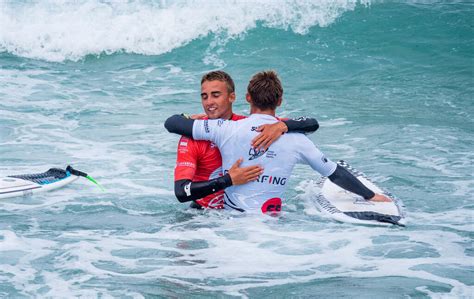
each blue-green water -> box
[0,1,473,298]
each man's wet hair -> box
[201,70,235,94]
[247,70,283,110]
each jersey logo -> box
[292,116,308,121]
[248,147,267,160]
[184,182,191,197]
[204,120,210,133]
[177,162,196,169]
[256,175,287,185]
[248,147,276,160]
[205,195,224,209]
[261,197,282,215]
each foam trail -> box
[0,0,369,62]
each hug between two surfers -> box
[164,70,391,214]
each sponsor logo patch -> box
[292,116,307,121]
[201,194,224,209]
[184,182,191,197]
[265,151,277,158]
[204,120,210,133]
[179,137,189,152]
[248,147,267,160]
[256,175,287,185]
[248,147,277,160]
[177,162,196,168]
[261,197,282,215]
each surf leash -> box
[66,165,105,191]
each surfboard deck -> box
[314,161,406,226]
[0,167,79,199]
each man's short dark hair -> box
[201,70,235,94]
[247,70,283,110]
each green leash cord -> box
[66,165,105,191]
[85,175,105,191]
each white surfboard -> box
[314,161,406,226]
[0,167,80,199]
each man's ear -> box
[229,92,236,103]
[276,97,282,107]
[246,93,252,104]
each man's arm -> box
[328,165,391,202]
[165,115,319,151]
[298,137,390,202]
[174,158,263,202]
[252,117,319,150]
[174,176,232,203]
[165,114,194,138]
[282,117,319,134]
[328,165,374,199]
[165,114,230,145]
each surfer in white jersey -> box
[165,70,391,214]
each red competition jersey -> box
[174,114,246,208]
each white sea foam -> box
[0,0,370,62]
[30,215,470,297]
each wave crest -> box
[0,0,369,62]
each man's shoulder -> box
[178,135,212,145]
[178,135,194,144]
[231,114,247,121]
[270,129,311,145]
[178,136,212,152]
[281,131,313,149]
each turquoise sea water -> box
[1,1,473,297]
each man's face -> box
[201,80,235,119]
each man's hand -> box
[369,194,392,202]
[228,158,263,186]
[251,122,288,151]
[190,113,207,120]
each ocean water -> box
[0,0,473,298]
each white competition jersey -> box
[192,114,337,213]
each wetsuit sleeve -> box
[173,136,233,202]
[327,165,375,199]
[174,175,233,202]
[192,118,232,146]
[165,114,231,146]
[282,117,319,134]
[296,136,375,199]
[164,114,194,138]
